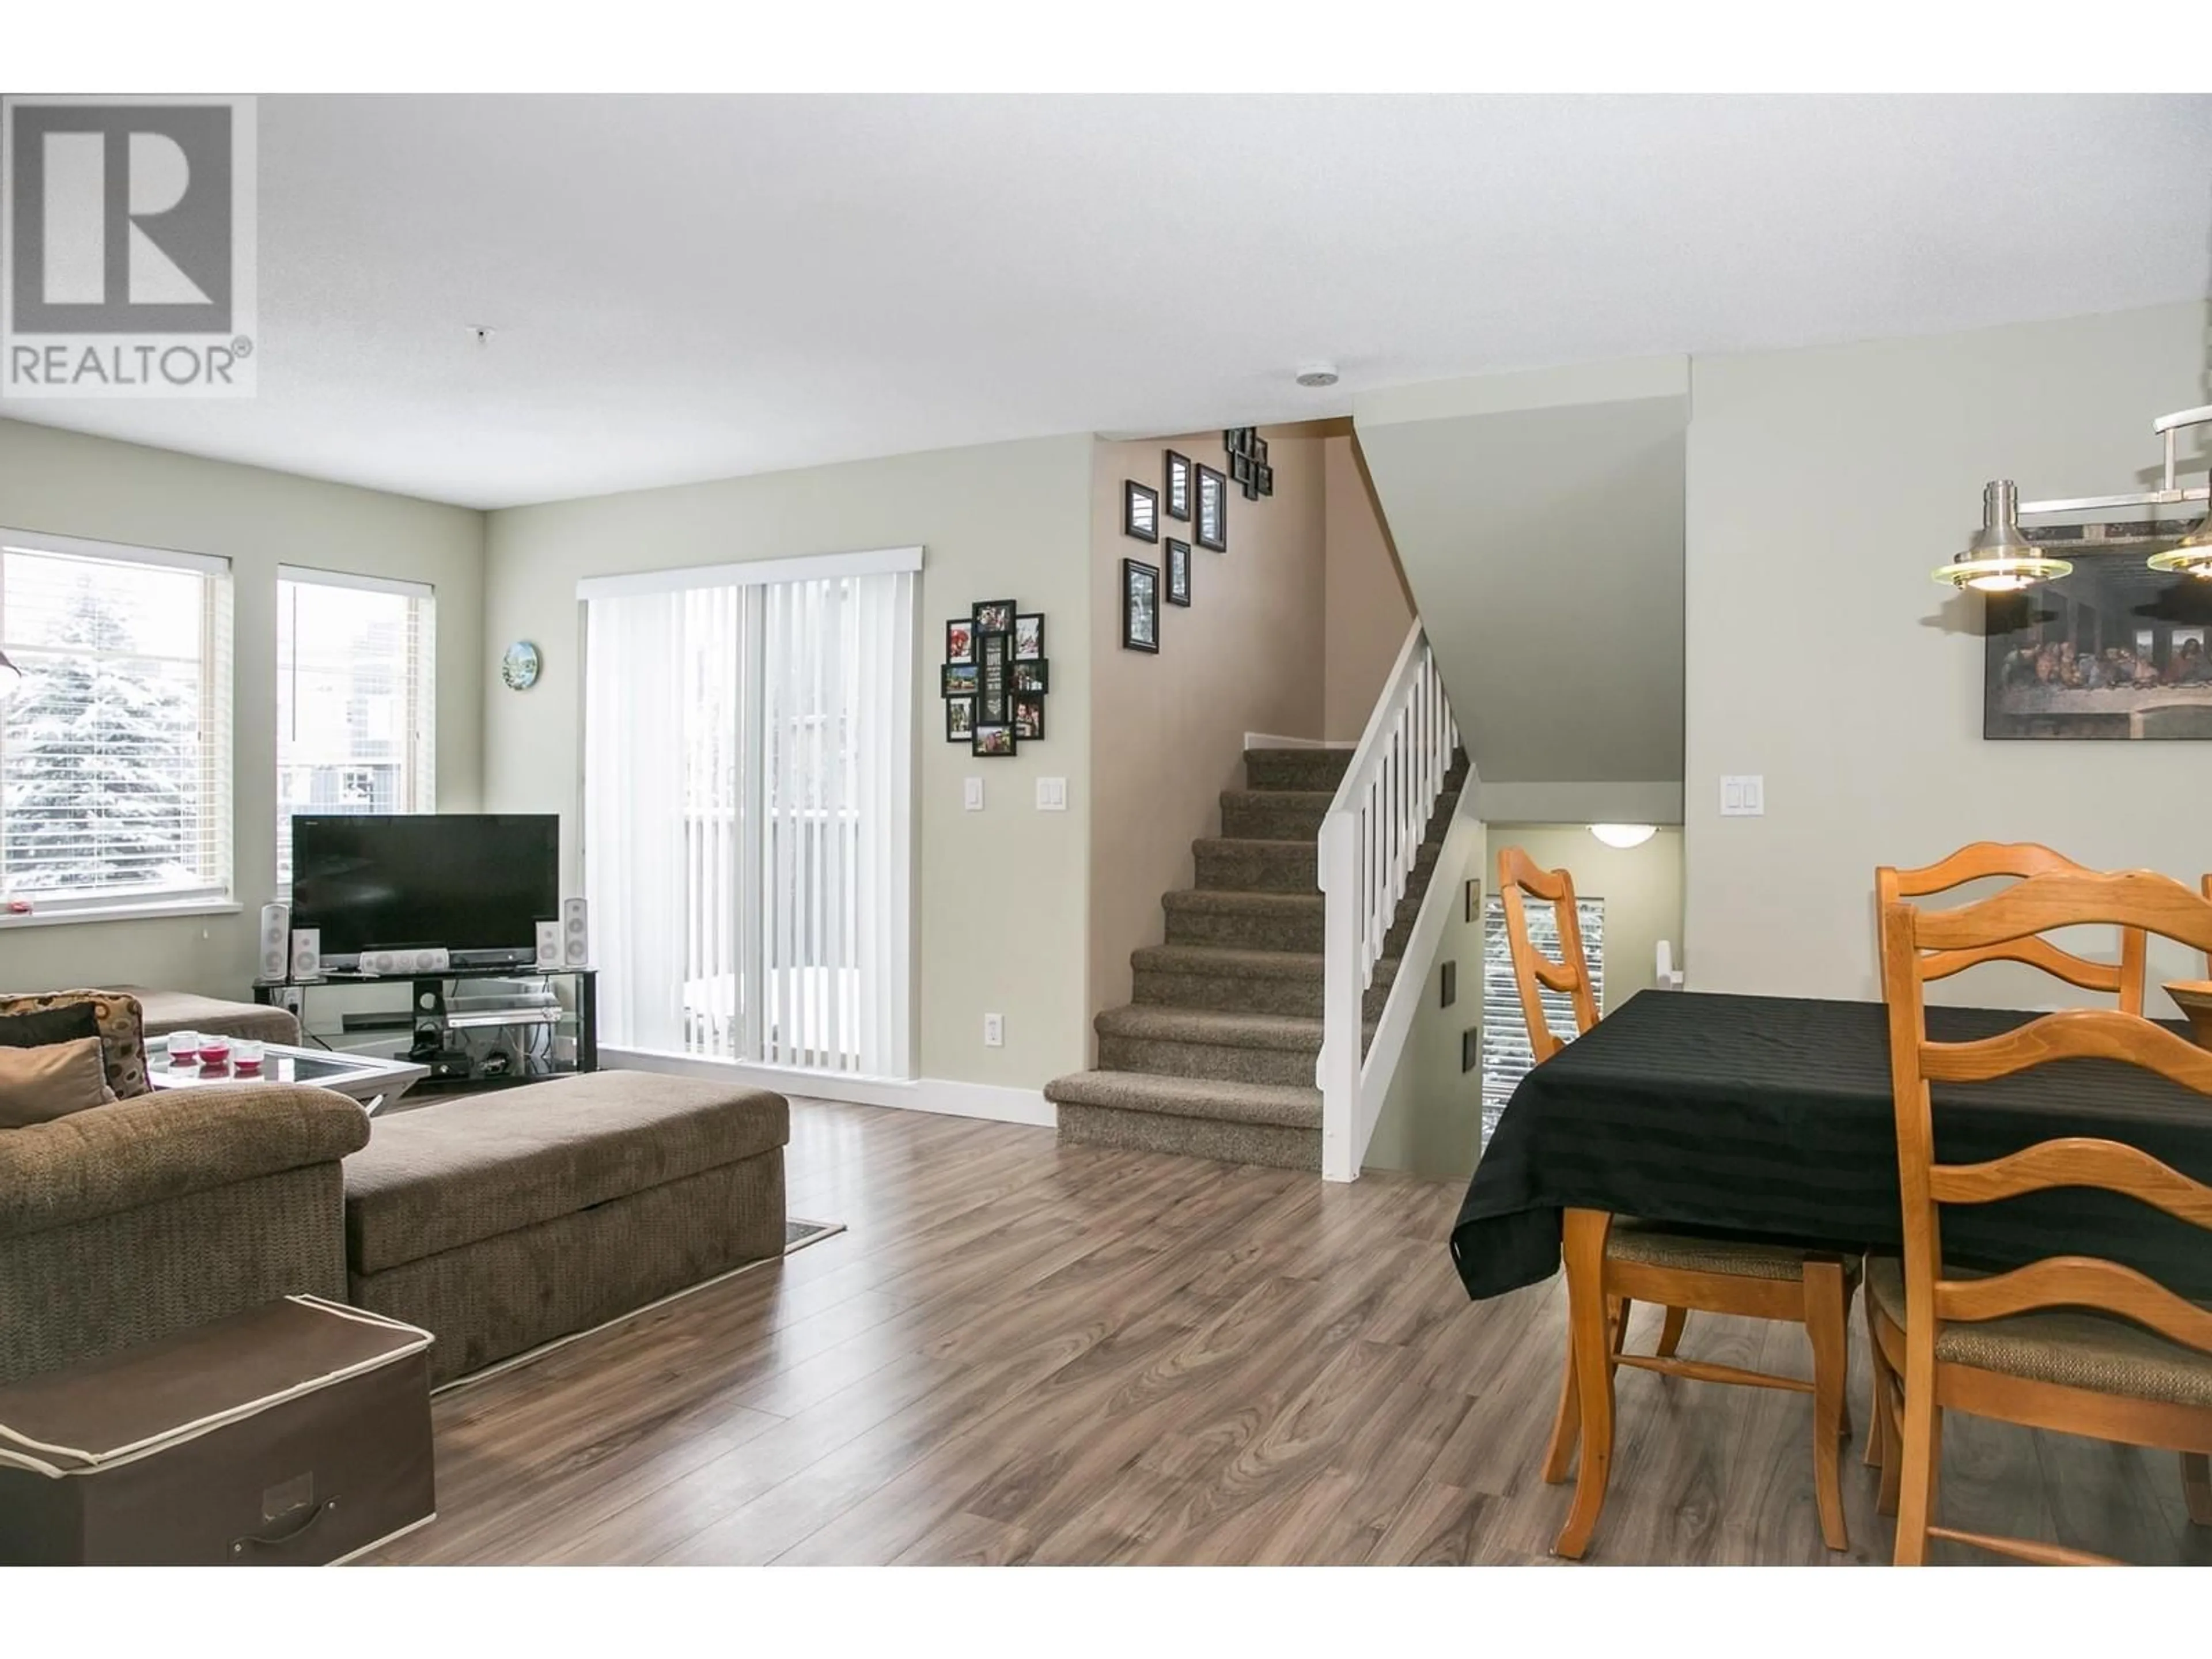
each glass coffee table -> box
[147,1043,430,1115]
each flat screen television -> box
[291,815,559,966]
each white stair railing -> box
[1316,622,1463,1182]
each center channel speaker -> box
[259,903,290,981]
[561,897,590,968]
[361,946,452,978]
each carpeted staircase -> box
[1046,745,1470,1171]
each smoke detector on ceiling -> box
[1295,362,1340,389]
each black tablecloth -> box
[1450,990,2212,1302]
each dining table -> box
[1449,987,2212,1554]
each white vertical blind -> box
[0,535,234,912]
[585,588,690,1054]
[275,567,436,890]
[1481,893,1604,1145]
[584,558,915,1080]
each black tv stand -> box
[254,965,598,1099]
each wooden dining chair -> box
[1497,846,1856,1556]
[1865,842,2151,1476]
[1872,870,2212,1564]
[1875,841,2147,1013]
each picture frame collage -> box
[1121,431,1260,650]
[944,600,1047,755]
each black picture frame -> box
[1013,694,1045,742]
[972,600,1016,637]
[1164,451,1192,522]
[1166,539,1191,607]
[1123,479,1160,543]
[1195,466,1227,551]
[1123,559,1160,653]
[1984,547,2212,740]
[971,723,1017,758]
[1013,612,1044,661]
[1256,462,1273,498]
[945,618,975,665]
[946,696,975,743]
[1011,659,1048,694]
[978,631,1012,723]
[942,662,978,699]
[1223,428,1241,456]
[1229,452,1251,486]
[1252,433,1268,465]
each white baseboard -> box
[599,1047,1056,1127]
[1244,732,1357,751]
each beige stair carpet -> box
[1047,745,1467,1172]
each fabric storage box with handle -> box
[0,1295,434,1566]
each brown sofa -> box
[0,1083,370,1385]
[115,986,301,1047]
[342,1073,789,1384]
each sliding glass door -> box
[583,551,916,1080]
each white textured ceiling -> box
[9,94,2211,509]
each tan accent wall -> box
[1086,433,1326,1029]
[0,418,486,998]
[1323,434,1415,741]
[481,434,1095,1090]
[1684,300,2212,1009]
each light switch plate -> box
[1720,775,1764,817]
[964,777,984,812]
[983,1013,1004,1048]
[1035,777,1067,812]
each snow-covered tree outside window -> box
[0,537,234,914]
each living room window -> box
[276,568,437,891]
[0,530,235,916]
[580,548,918,1080]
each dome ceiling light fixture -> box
[1589,823,1657,850]
[1944,403,2212,590]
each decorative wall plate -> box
[501,639,541,690]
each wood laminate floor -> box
[368,1099,2209,1567]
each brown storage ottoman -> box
[343,1072,788,1385]
[0,1295,433,1566]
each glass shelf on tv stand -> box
[257,963,596,987]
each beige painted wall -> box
[1684,300,2212,1009]
[1086,433,1326,1028]
[0,419,485,998]
[480,434,1094,1090]
[1323,434,1415,741]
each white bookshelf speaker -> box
[535,920,563,971]
[259,903,290,980]
[289,928,321,980]
[562,897,590,967]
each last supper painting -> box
[1986,533,2212,740]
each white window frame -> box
[0,528,236,923]
[276,565,437,897]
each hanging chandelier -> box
[1936,403,2212,590]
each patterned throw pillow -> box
[0,991,149,1099]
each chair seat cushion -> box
[1867,1254,2212,1411]
[343,1071,789,1274]
[1607,1219,1862,1284]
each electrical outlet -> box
[1720,775,1764,817]
[983,1013,1004,1048]
[964,777,984,812]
